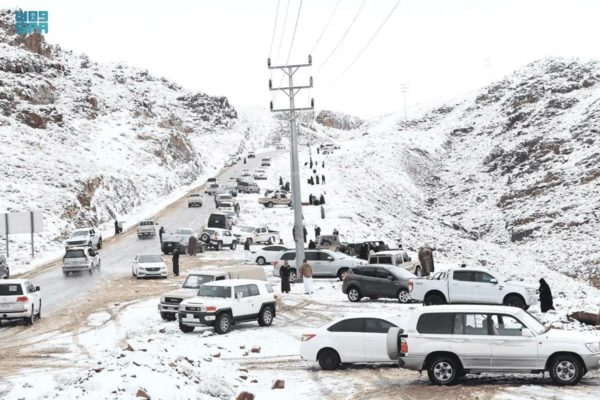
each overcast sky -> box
[10,0,600,117]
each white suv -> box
[387,305,600,386]
[178,279,277,334]
[200,228,237,251]
[0,279,42,325]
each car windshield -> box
[64,250,85,258]
[175,229,192,235]
[140,221,153,225]
[70,231,88,238]
[197,285,232,298]
[516,309,547,334]
[183,274,215,289]
[189,194,200,198]
[138,254,162,263]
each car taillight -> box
[16,296,29,302]
[408,279,413,292]
[400,338,408,353]
[301,334,316,341]
[206,306,217,312]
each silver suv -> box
[273,249,365,281]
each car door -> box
[317,251,337,277]
[490,314,539,369]
[472,271,501,304]
[355,267,377,296]
[450,270,476,302]
[233,285,255,317]
[26,281,40,312]
[223,230,233,245]
[451,313,493,369]
[327,318,366,362]
[363,318,398,362]
[373,268,396,298]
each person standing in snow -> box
[418,243,435,276]
[244,238,251,263]
[310,159,313,169]
[314,225,321,239]
[300,259,314,294]
[114,219,120,236]
[159,226,165,244]
[359,243,370,261]
[319,194,325,205]
[322,174,326,184]
[172,248,180,276]
[316,175,320,185]
[317,147,320,154]
[539,278,555,312]
[234,202,240,216]
[321,205,325,219]
[308,193,314,205]
[333,228,339,238]
[280,260,291,293]
[308,239,316,249]
[243,157,246,164]
[284,182,290,191]
[303,225,307,243]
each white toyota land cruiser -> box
[387,305,600,386]
[178,279,276,334]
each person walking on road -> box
[244,238,251,263]
[280,260,291,293]
[159,226,165,244]
[172,249,180,276]
[188,235,198,256]
[300,259,314,294]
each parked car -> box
[368,250,421,276]
[276,144,286,150]
[251,245,288,265]
[259,192,292,208]
[273,249,365,281]
[222,181,238,197]
[215,193,236,207]
[315,234,341,250]
[158,266,267,320]
[62,247,101,276]
[342,265,416,303]
[300,315,404,370]
[132,254,167,279]
[254,169,267,180]
[217,202,235,213]
[137,220,157,238]
[65,228,103,250]
[200,228,238,250]
[261,158,271,167]
[247,152,256,158]
[205,183,220,195]
[207,177,218,183]
[225,157,237,167]
[237,181,260,194]
[234,226,280,245]
[410,267,539,309]
[387,304,600,386]
[207,212,233,230]
[0,255,9,279]
[0,279,42,325]
[178,279,276,334]
[161,228,195,255]
[187,193,203,207]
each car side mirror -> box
[522,328,534,337]
[490,278,498,284]
[36,286,40,292]
[327,257,334,261]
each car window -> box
[364,318,397,334]
[27,283,36,293]
[491,314,527,336]
[281,252,295,261]
[304,252,319,261]
[0,284,24,296]
[464,314,491,335]
[360,267,377,277]
[64,250,85,258]
[328,318,364,333]
[234,285,251,299]
[247,284,260,296]
[416,313,454,334]
[183,274,216,288]
[453,270,475,282]
[375,268,394,279]
[476,272,495,283]
[378,256,393,264]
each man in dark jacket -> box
[418,243,435,276]
[284,182,290,191]
[244,238,251,263]
[308,194,314,205]
[172,249,180,276]
[316,175,320,185]
[114,219,120,236]
[279,176,283,186]
[322,161,325,168]
[308,240,316,249]
[317,148,320,154]
[280,260,291,293]
[310,159,313,169]
[303,225,307,242]
[539,278,555,312]
[319,194,325,205]
[322,174,325,184]
[159,226,165,244]
[359,243,370,260]
[243,157,246,164]
[314,225,321,239]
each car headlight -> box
[586,342,600,353]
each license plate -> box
[186,313,194,320]
[205,315,215,321]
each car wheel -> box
[318,349,340,370]
[256,256,266,265]
[216,241,223,251]
[26,307,35,326]
[160,312,176,321]
[63,271,69,277]
[503,294,526,309]
[427,355,460,385]
[549,354,583,385]
[214,313,232,334]
[258,306,274,327]
[266,202,274,208]
[178,320,195,333]
[347,287,361,302]
[397,289,411,303]
[200,233,210,242]
[337,268,349,281]
[424,293,446,306]
[230,241,237,250]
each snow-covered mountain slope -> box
[0,10,277,269]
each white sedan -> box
[132,254,167,279]
[251,245,288,265]
[300,315,404,370]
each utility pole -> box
[400,83,408,120]
[268,55,314,273]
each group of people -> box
[278,258,314,295]
[308,193,325,206]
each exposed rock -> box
[236,392,255,400]
[271,379,285,389]
[315,110,362,130]
[135,388,151,399]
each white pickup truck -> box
[235,226,280,245]
[258,192,292,208]
[410,267,539,309]
[65,228,103,250]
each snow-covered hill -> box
[0,10,278,270]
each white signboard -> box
[0,212,44,235]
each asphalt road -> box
[8,150,279,316]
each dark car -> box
[237,181,260,194]
[0,255,9,279]
[207,212,233,230]
[342,265,415,303]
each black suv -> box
[0,255,8,279]
[342,265,414,303]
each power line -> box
[268,0,281,58]
[310,0,342,55]
[285,0,304,64]
[275,0,290,63]
[316,0,367,74]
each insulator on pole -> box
[270,101,274,111]
[308,54,312,65]
[267,58,271,67]
[309,76,313,87]
[269,79,272,89]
